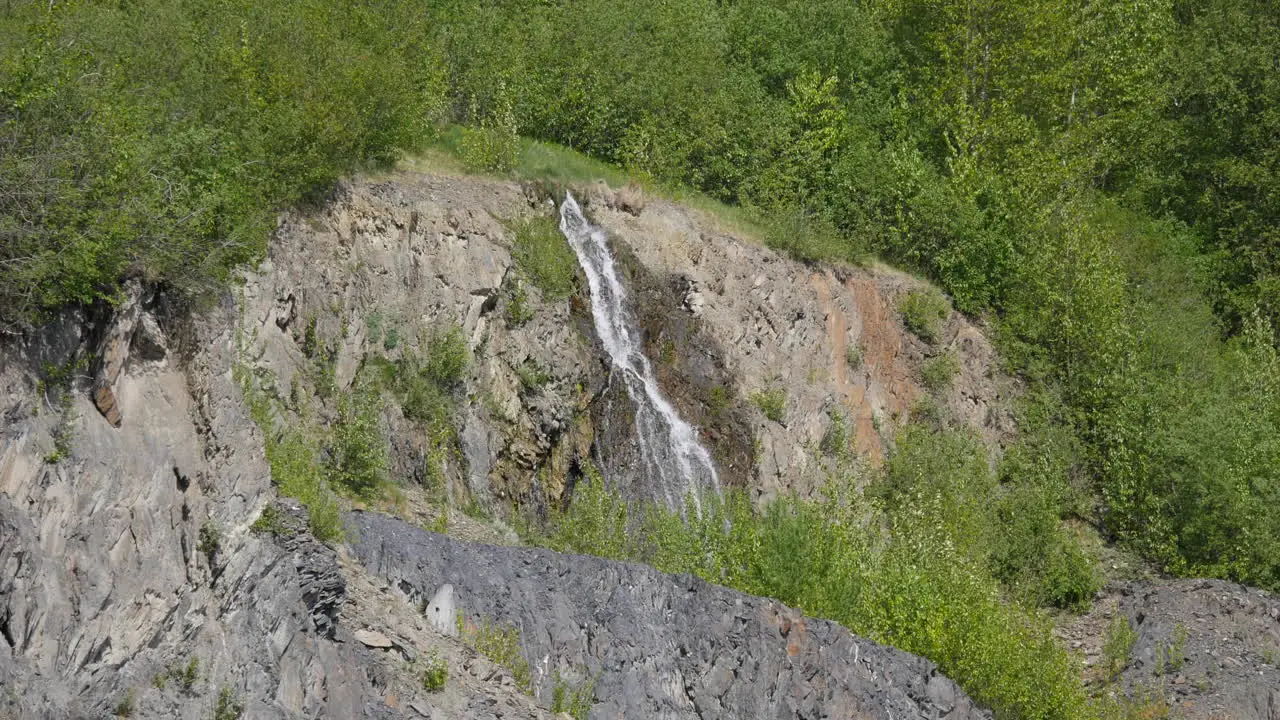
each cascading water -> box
[559,193,720,512]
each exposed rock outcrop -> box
[89,278,144,427]
[0,171,1010,720]
[243,175,605,512]
[244,173,1014,511]
[1062,579,1280,719]
[347,510,991,720]
[0,302,409,718]
[0,304,557,719]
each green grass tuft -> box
[551,673,595,720]
[751,388,787,423]
[900,289,950,344]
[921,352,961,392]
[1102,614,1138,682]
[113,689,135,718]
[459,614,532,693]
[212,687,243,720]
[420,653,449,692]
[508,215,579,301]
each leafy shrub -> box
[882,425,1100,610]
[153,656,200,692]
[458,91,521,173]
[0,0,445,329]
[514,360,551,393]
[921,352,961,392]
[459,615,531,692]
[659,340,677,365]
[372,357,449,430]
[237,342,346,542]
[900,289,950,344]
[180,657,199,690]
[362,324,470,495]
[551,673,595,720]
[751,388,787,423]
[250,505,287,537]
[845,344,863,369]
[113,689,135,718]
[992,485,1100,610]
[545,462,631,562]
[427,512,449,535]
[462,497,491,521]
[38,357,87,464]
[213,687,243,720]
[366,313,384,344]
[1102,615,1138,682]
[764,205,862,265]
[820,409,851,458]
[509,215,578,300]
[505,279,535,326]
[425,324,470,388]
[329,380,390,497]
[706,385,731,418]
[197,521,221,568]
[302,318,320,360]
[42,390,76,464]
[545,468,1091,720]
[420,653,448,692]
[921,348,962,389]
[876,426,996,561]
[1154,624,1188,676]
[266,429,344,542]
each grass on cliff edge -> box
[397,128,774,248]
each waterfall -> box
[559,193,720,511]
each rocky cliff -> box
[239,172,1015,512]
[1,170,1275,719]
[0,171,1005,719]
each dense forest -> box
[2,1,1278,717]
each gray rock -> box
[425,584,457,637]
[0,306,421,719]
[1114,580,1280,719]
[355,629,395,649]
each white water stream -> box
[559,193,720,511]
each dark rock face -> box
[586,363,648,503]
[346,510,991,720]
[268,499,347,640]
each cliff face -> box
[241,173,1015,511]
[577,182,1017,501]
[0,301,410,719]
[2,171,1278,719]
[0,171,1012,719]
